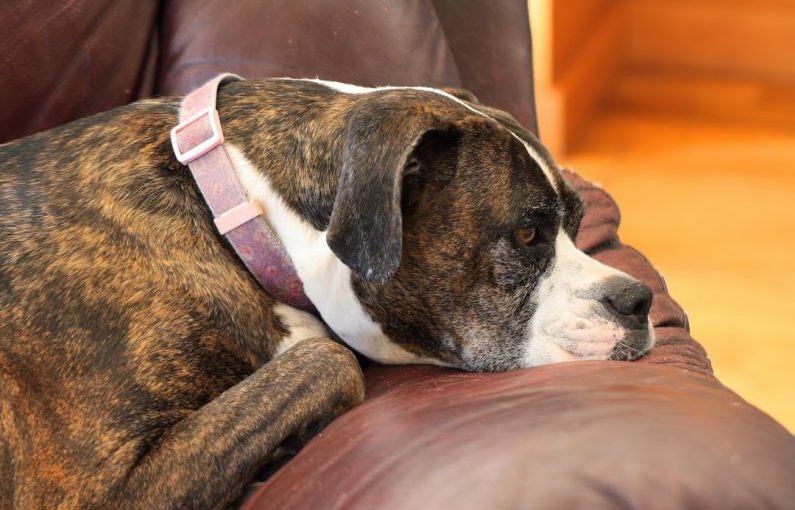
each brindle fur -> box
[0,82,367,509]
[0,78,584,507]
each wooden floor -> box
[560,109,795,432]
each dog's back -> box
[0,101,280,507]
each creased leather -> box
[0,0,158,143]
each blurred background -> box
[529,0,795,430]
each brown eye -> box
[516,226,537,246]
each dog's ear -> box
[327,96,454,283]
[440,87,479,104]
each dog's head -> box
[315,85,654,371]
[233,80,655,371]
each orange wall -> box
[531,0,795,154]
[623,0,795,83]
[530,0,621,154]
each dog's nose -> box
[599,276,653,325]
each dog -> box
[0,76,654,509]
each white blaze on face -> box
[525,229,655,366]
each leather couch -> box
[2,1,793,508]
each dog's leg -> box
[108,337,364,510]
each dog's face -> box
[318,87,654,371]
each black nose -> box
[599,276,653,325]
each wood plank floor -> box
[560,110,795,432]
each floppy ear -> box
[440,87,480,104]
[326,96,451,283]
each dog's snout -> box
[599,276,653,324]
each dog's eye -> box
[515,227,537,246]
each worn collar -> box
[170,73,314,312]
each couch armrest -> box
[240,171,793,509]
[243,362,794,509]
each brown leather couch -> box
[2,1,793,508]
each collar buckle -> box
[170,107,224,164]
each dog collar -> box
[170,74,315,312]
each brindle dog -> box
[0,78,653,509]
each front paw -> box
[281,337,365,422]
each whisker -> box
[615,340,644,360]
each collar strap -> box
[170,74,315,312]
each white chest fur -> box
[226,145,440,365]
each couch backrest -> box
[0,0,159,143]
[0,0,537,144]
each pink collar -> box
[170,74,315,312]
